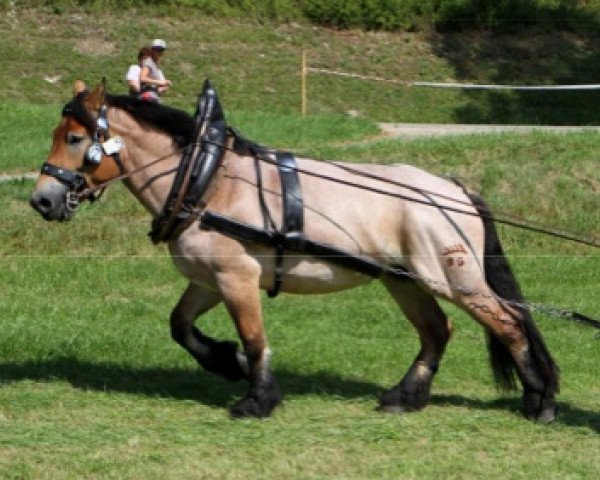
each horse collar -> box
[149,80,228,243]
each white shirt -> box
[126,64,141,84]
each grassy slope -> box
[1,4,599,480]
[3,6,600,125]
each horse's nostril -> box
[39,197,52,209]
[30,194,53,214]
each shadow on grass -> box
[431,3,600,124]
[0,357,597,432]
[0,357,377,409]
[430,394,600,433]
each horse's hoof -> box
[230,396,265,418]
[523,391,557,423]
[230,394,280,419]
[378,386,429,413]
[229,381,282,419]
[525,408,556,423]
[534,406,557,424]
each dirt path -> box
[378,123,600,138]
[0,172,38,183]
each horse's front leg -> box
[216,270,282,418]
[170,282,249,381]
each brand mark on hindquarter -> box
[442,243,467,256]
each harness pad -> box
[277,152,304,235]
[268,151,304,297]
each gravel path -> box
[378,123,600,138]
[0,172,38,183]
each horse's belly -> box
[259,258,373,294]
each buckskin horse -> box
[30,79,559,421]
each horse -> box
[30,80,559,421]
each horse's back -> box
[296,159,481,250]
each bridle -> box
[40,96,126,210]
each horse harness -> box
[149,80,410,296]
[47,81,409,297]
[148,80,306,297]
[38,81,600,331]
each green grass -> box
[0,101,378,174]
[1,127,599,478]
[1,4,600,478]
[0,103,57,173]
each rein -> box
[75,128,599,250]
[54,85,598,249]
[212,140,600,249]
[79,134,599,251]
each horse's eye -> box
[66,134,84,146]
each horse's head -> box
[30,79,124,221]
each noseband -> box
[40,96,125,206]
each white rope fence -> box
[300,52,600,115]
[306,66,600,91]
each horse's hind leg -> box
[378,277,452,413]
[170,282,249,381]
[464,192,559,422]
[455,288,559,423]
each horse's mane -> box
[107,95,195,148]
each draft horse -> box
[30,80,559,421]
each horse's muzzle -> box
[30,183,74,221]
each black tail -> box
[468,193,560,394]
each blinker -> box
[86,142,104,165]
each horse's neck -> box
[109,109,180,217]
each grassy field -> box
[0,101,378,174]
[1,3,599,479]
[1,106,599,477]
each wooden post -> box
[301,50,307,117]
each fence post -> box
[301,50,307,116]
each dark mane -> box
[107,95,195,148]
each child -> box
[125,46,152,97]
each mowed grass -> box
[2,4,599,477]
[1,120,599,478]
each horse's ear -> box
[73,79,86,95]
[84,78,107,113]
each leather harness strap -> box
[277,152,304,234]
[200,211,410,282]
[148,77,305,297]
[145,79,316,297]
[268,152,304,298]
[150,79,227,243]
